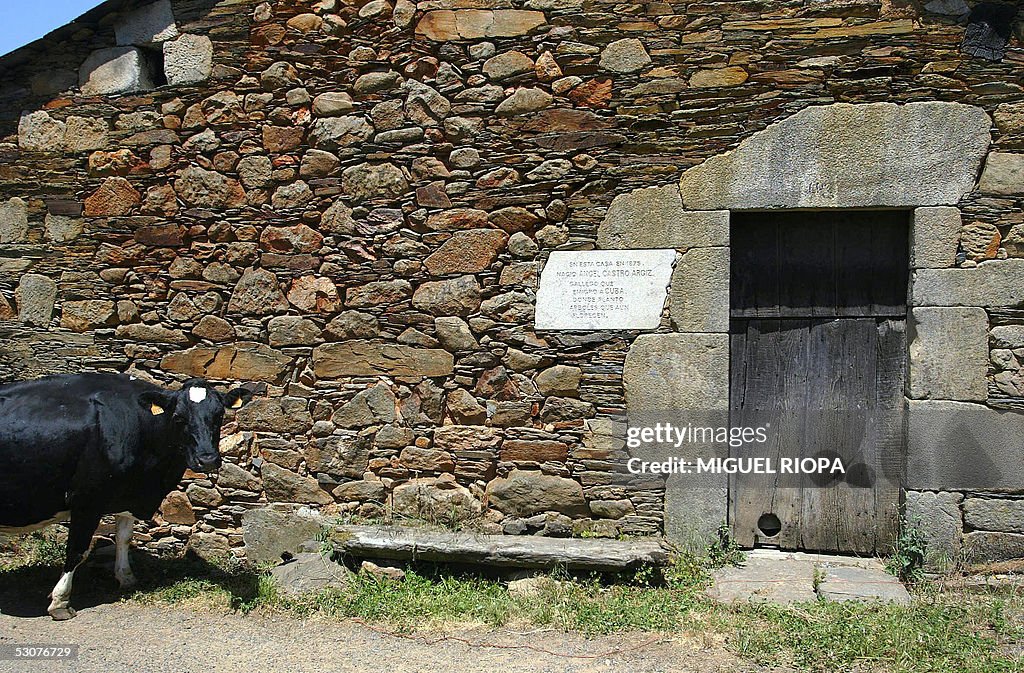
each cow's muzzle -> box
[197,457,222,472]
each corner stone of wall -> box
[907,306,989,402]
[905,490,963,572]
[623,333,729,545]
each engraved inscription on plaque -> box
[535,249,677,330]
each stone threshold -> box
[330,524,671,572]
[706,549,911,605]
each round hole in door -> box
[757,513,782,538]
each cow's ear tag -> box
[229,397,244,409]
[150,403,166,416]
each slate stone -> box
[424,229,507,275]
[446,388,487,424]
[994,102,1024,135]
[416,10,547,41]
[404,80,450,124]
[345,279,411,308]
[261,61,301,90]
[412,276,482,316]
[393,477,481,522]
[434,316,477,351]
[312,341,454,378]
[268,315,322,346]
[160,342,291,383]
[353,71,402,94]
[707,555,817,605]
[309,433,371,478]
[324,311,378,340]
[333,385,396,428]
[60,300,117,332]
[690,66,748,87]
[115,323,189,345]
[44,214,83,243]
[270,553,351,597]
[237,155,273,189]
[228,268,288,315]
[818,566,910,604]
[84,177,141,216]
[485,470,588,517]
[534,365,582,397]
[64,116,109,153]
[309,116,374,149]
[333,479,386,502]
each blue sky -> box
[1,0,101,57]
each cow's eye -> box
[172,412,187,425]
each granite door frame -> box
[612,102,994,547]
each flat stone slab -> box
[332,524,670,572]
[818,566,911,604]
[708,549,910,606]
[707,553,817,605]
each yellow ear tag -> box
[230,397,244,409]
[150,403,165,416]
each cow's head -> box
[140,379,253,472]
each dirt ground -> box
[0,601,768,673]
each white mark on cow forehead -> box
[189,387,208,404]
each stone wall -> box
[0,0,1022,562]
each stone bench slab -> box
[331,524,670,572]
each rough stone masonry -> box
[0,0,1022,566]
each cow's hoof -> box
[117,575,138,591]
[48,606,76,621]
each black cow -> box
[0,373,252,620]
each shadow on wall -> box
[0,0,222,137]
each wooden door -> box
[728,211,908,554]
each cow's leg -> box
[48,510,101,621]
[114,513,137,589]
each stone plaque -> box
[535,249,676,330]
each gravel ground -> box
[0,602,764,673]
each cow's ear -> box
[223,388,253,410]
[138,390,175,417]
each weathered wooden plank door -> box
[729,211,908,554]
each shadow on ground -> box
[0,545,261,619]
